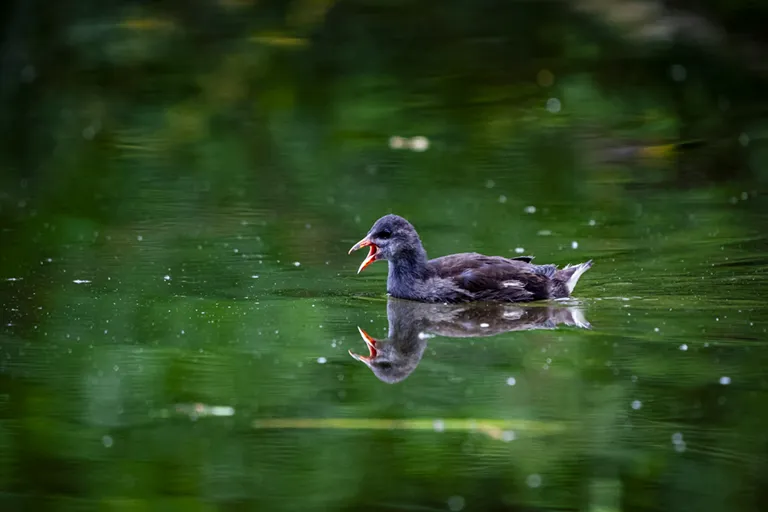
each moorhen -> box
[349,297,590,383]
[348,214,593,303]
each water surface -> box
[1,4,768,511]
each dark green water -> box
[2,3,768,511]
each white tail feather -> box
[565,260,593,294]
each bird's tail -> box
[557,260,593,294]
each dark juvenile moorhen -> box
[349,214,592,303]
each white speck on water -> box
[410,136,429,152]
[631,400,642,410]
[672,432,684,444]
[389,135,406,149]
[6,277,22,281]
[480,323,490,328]
[433,419,445,432]
[163,275,171,281]
[211,406,235,417]
[73,279,91,284]
[588,219,596,226]
[485,179,495,189]
[546,97,561,113]
[102,435,113,448]
[538,230,552,236]
[739,132,750,146]
[741,191,749,200]
[654,327,659,332]
[293,261,301,267]
[680,344,688,351]
[316,357,327,364]
[719,376,731,385]
[524,205,536,214]
[418,332,435,340]
[447,495,465,512]
[501,430,516,442]
[251,275,259,279]
[137,235,143,241]
[631,375,638,382]
[506,377,516,386]
[498,195,507,203]
[571,241,579,249]
[113,365,119,372]
[670,64,687,82]
[526,474,542,488]
[674,441,687,453]
[514,247,525,254]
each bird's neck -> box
[387,247,430,297]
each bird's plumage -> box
[349,214,593,303]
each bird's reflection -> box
[349,298,590,383]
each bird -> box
[348,214,592,303]
[349,297,590,383]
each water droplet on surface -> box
[537,69,554,87]
[631,400,642,410]
[410,136,429,152]
[719,376,731,385]
[526,474,542,488]
[571,241,579,249]
[670,64,687,82]
[739,133,750,146]
[680,344,688,351]
[389,136,406,149]
[501,430,516,442]
[163,275,171,281]
[506,377,516,386]
[546,97,561,113]
[316,357,327,364]
[498,195,507,203]
[433,419,445,432]
[514,247,525,254]
[137,235,143,241]
[293,261,301,267]
[524,205,536,214]
[102,435,113,448]
[447,496,465,511]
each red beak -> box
[348,236,378,273]
[348,326,378,364]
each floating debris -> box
[251,417,565,440]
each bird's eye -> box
[377,230,392,239]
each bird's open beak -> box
[348,236,378,273]
[348,326,377,365]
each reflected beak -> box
[348,236,378,273]
[348,326,377,365]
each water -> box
[2,5,768,511]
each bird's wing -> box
[429,253,554,301]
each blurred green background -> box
[1,0,767,510]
